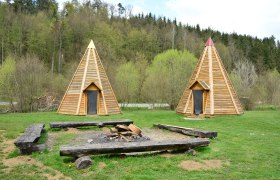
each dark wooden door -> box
[87,90,98,114]
[193,90,203,114]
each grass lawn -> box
[0,110,279,179]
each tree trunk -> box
[183,30,187,49]
[170,104,175,110]
[1,38,3,64]
[172,24,175,49]
[58,26,62,74]
[51,38,55,74]
[51,52,54,74]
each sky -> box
[57,0,280,41]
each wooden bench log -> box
[14,124,45,154]
[50,120,133,128]
[75,156,93,169]
[153,124,217,138]
[60,138,210,157]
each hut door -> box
[193,90,203,114]
[87,90,98,114]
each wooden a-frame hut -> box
[176,37,243,116]
[58,40,121,115]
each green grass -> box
[0,110,280,179]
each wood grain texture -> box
[60,138,210,157]
[153,124,217,138]
[208,46,214,114]
[176,38,243,116]
[14,124,45,154]
[75,156,92,169]
[49,120,133,128]
[58,40,121,115]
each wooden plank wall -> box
[211,48,236,114]
[176,44,243,116]
[95,50,121,114]
[84,49,99,89]
[58,42,121,115]
[214,49,243,114]
[58,50,88,115]
[176,48,207,114]
[78,93,86,115]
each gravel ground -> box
[47,127,190,147]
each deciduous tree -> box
[0,56,16,111]
[115,62,139,106]
[14,54,47,112]
[143,49,197,109]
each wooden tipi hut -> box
[58,40,121,115]
[176,37,243,116]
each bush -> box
[143,49,197,109]
[14,54,48,112]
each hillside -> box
[0,0,279,112]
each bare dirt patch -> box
[1,131,71,180]
[184,117,205,121]
[97,162,106,170]
[66,128,80,133]
[2,139,16,154]
[81,162,106,177]
[46,132,60,149]
[3,156,71,179]
[179,160,223,170]
[160,153,175,158]
[142,127,189,141]
[101,127,111,133]
[81,171,95,177]
[46,129,99,149]
[58,127,190,146]
[203,160,223,169]
[3,156,44,167]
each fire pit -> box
[87,124,150,143]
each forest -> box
[0,0,279,112]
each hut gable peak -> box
[189,80,210,90]
[83,81,102,91]
[205,37,214,47]
[87,40,95,49]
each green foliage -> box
[37,131,48,144]
[115,62,139,105]
[253,69,280,106]
[0,56,16,108]
[25,12,53,62]
[144,49,197,109]
[47,73,68,99]
[0,1,279,111]
[125,29,159,60]
[14,54,48,112]
[215,42,232,72]
[7,149,21,159]
[0,0,278,76]
[134,52,149,102]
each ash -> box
[87,133,150,144]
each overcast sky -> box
[57,0,280,41]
